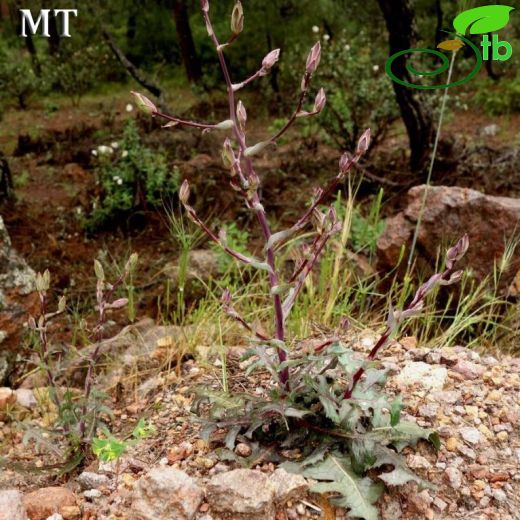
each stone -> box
[206,469,276,518]
[234,443,252,458]
[0,216,37,361]
[76,471,110,490]
[269,468,308,503]
[418,404,439,419]
[83,490,101,500]
[492,489,507,502]
[0,387,16,410]
[445,467,463,489]
[452,360,486,380]
[446,437,459,452]
[408,455,432,470]
[0,490,28,520]
[394,362,447,391]
[60,506,80,520]
[433,497,448,512]
[14,388,37,408]
[22,487,77,520]
[460,427,481,445]
[163,249,220,289]
[377,185,520,289]
[131,467,203,520]
[496,431,509,442]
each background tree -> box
[377,0,435,173]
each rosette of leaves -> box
[194,340,438,520]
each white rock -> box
[206,469,276,518]
[394,362,447,391]
[131,467,203,520]
[77,471,110,490]
[0,490,28,520]
[460,427,481,445]
[14,388,37,408]
[269,468,308,503]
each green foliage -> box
[0,47,45,109]
[87,119,180,231]
[473,76,520,116]
[92,419,155,463]
[211,221,250,272]
[45,43,116,106]
[281,31,398,151]
[195,341,439,519]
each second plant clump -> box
[133,1,468,518]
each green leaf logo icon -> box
[453,5,515,35]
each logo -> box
[385,5,514,89]
[19,9,78,38]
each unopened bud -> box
[339,152,353,174]
[221,288,232,305]
[58,295,66,313]
[179,179,190,204]
[237,100,247,132]
[130,91,157,115]
[110,298,129,309]
[262,49,280,72]
[201,0,209,13]
[305,42,321,74]
[215,119,234,130]
[313,88,326,113]
[218,228,228,246]
[125,252,139,272]
[356,128,371,156]
[94,260,105,281]
[231,1,244,35]
[222,139,235,168]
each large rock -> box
[394,361,447,391]
[22,487,77,520]
[0,490,27,520]
[377,185,520,289]
[131,467,203,520]
[206,469,276,519]
[0,216,37,382]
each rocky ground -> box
[1,325,519,520]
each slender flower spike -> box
[313,88,326,113]
[237,101,247,132]
[201,0,209,13]
[262,49,281,73]
[231,1,244,35]
[179,179,190,204]
[306,42,321,74]
[356,128,371,156]
[130,91,157,115]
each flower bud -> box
[339,152,353,174]
[125,252,139,273]
[94,260,105,281]
[221,288,232,305]
[201,0,209,13]
[305,42,321,74]
[111,298,129,309]
[221,139,235,168]
[237,100,247,132]
[356,128,371,156]
[218,228,228,246]
[58,295,67,313]
[179,179,190,204]
[130,91,157,115]
[231,1,244,35]
[313,88,326,113]
[262,49,280,72]
[215,119,234,130]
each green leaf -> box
[390,396,403,427]
[386,421,438,452]
[304,454,383,520]
[453,6,515,35]
[373,446,434,490]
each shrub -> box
[280,30,398,152]
[133,1,467,516]
[0,47,45,109]
[87,119,180,231]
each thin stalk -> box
[407,51,457,270]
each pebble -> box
[445,467,463,489]
[496,431,509,442]
[492,489,507,502]
[460,427,481,445]
[446,437,459,451]
[84,489,102,500]
[235,443,252,457]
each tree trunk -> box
[171,0,202,84]
[377,0,435,173]
[0,151,14,202]
[48,13,61,55]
